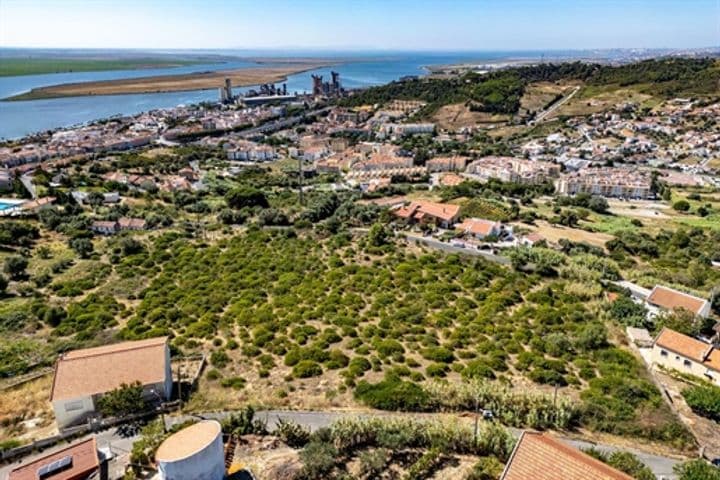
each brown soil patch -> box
[431,103,510,130]
[521,220,614,249]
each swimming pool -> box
[0,199,24,211]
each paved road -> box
[530,86,580,124]
[1,409,682,479]
[19,174,37,199]
[404,233,511,265]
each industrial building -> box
[312,71,342,97]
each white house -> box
[645,285,711,318]
[651,327,720,386]
[50,337,172,429]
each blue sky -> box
[1,0,718,50]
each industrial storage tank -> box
[155,420,225,480]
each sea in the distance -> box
[0,50,581,140]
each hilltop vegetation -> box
[340,58,720,116]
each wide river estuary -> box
[0,52,541,140]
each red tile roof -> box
[647,285,708,315]
[393,200,460,223]
[654,328,718,372]
[51,337,168,401]
[9,437,99,480]
[501,432,634,480]
[456,217,500,236]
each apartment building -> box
[554,168,652,199]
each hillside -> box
[340,58,720,118]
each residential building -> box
[426,155,469,172]
[554,168,652,199]
[8,437,102,480]
[520,232,545,246]
[500,431,633,480]
[466,157,559,184]
[50,337,172,428]
[646,285,711,318]
[455,217,510,240]
[392,200,461,229]
[91,220,119,235]
[350,152,414,172]
[118,217,147,231]
[651,328,720,386]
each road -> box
[404,233,511,265]
[19,174,37,199]
[530,86,580,124]
[1,409,683,480]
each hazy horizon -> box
[1,0,718,51]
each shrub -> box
[672,200,690,212]
[299,440,338,479]
[220,376,246,390]
[210,350,230,369]
[354,378,430,411]
[673,460,720,480]
[275,418,311,447]
[682,384,720,422]
[421,346,455,363]
[293,360,323,378]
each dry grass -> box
[520,81,577,114]
[0,375,56,441]
[522,220,614,249]
[431,103,510,130]
[550,86,657,118]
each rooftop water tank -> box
[155,420,225,480]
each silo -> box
[155,420,225,480]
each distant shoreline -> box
[5,63,331,101]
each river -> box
[0,52,542,140]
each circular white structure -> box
[155,420,225,480]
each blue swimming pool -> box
[0,200,23,211]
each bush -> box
[672,200,690,212]
[275,418,311,447]
[673,460,720,480]
[299,440,338,479]
[210,350,230,369]
[4,256,28,280]
[354,378,430,411]
[682,384,720,422]
[293,360,323,378]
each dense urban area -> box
[1,56,720,480]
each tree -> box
[367,223,390,247]
[0,274,7,294]
[681,384,720,422]
[587,196,609,214]
[97,381,147,418]
[69,238,94,258]
[673,200,690,212]
[225,186,268,209]
[4,256,28,280]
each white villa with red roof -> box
[50,337,171,428]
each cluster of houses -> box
[619,282,719,386]
[91,217,147,235]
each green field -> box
[0,57,206,77]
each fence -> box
[0,403,180,464]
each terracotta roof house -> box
[520,232,545,246]
[646,285,711,318]
[392,200,461,229]
[455,217,508,239]
[50,337,172,429]
[651,327,720,386]
[500,431,633,480]
[8,437,101,480]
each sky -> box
[0,0,718,51]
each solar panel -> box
[37,455,73,479]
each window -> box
[683,359,692,368]
[64,400,84,412]
[660,350,668,357]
